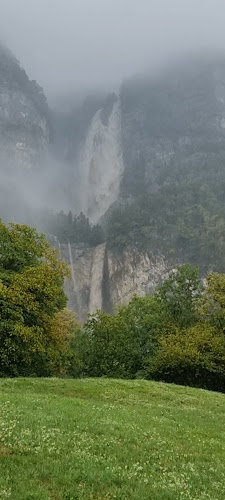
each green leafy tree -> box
[117,295,167,377]
[147,323,225,391]
[157,264,203,329]
[199,272,225,329]
[82,311,136,378]
[0,220,69,376]
[48,308,80,375]
[75,296,167,379]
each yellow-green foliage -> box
[73,266,225,391]
[0,220,70,376]
[49,309,80,375]
[148,323,225,390]
[199,272,225,327]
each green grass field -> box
[0,378,225,500]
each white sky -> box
[0,0,225,100]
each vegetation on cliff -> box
[106,62,225,274]
[44,210,105,247]
[0,42,49,120]
[107,181,225,272]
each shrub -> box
[147,323,225,391]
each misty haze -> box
[0,1,225,310]
[1,0,225,321]
[2,3,225,496]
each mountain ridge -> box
[2,45,225,316]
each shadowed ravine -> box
[89,242,106,314]
[67,241,82,320]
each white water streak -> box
[78,99,124,222]
[68,241,82,318]
[89,242,106,314]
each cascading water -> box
[89,242,106,314]
[67,241,82,318]
[77,97,124,222]
[64,98,125,319]
[53,236,61,256]
[68,241,76,289]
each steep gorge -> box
[60,242,168,322]
[89,243,106,314]
[67,94,125,221]
[2,45,225,319]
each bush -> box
[147,323,225,391]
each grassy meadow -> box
[0,378,225,499]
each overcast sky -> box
[1,0,225,101]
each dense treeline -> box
[39,171,225,279]
[69,264,225,392]
[107,66,225,273]
[43,210,105,247]
[107,181,225,273]
[1,220,225,392]
[40,178,225,279]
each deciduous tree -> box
[0,220,69,376]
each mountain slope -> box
[0,43,52,222]
[121,55,225,193]
[106,55,225,273]
[47,54,225,318]
[2,47,225,315]
[0,43,50,169]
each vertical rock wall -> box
[61,243,168,322]
[75,97,124,222]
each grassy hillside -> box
[0,378,225,500]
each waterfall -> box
[77,97,124,222]
[67,241,82,318]
[89,243,106,314]
[68,241,77,292]
[53,236,61,256]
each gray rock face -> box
[55,57,225,320]
[60,243,94,323]
[54,55,225,220]
[76,98,124,222]
[3,48,225,319]
[107,249,168,307]
[60,242,168,322]
[52,93,122,218]
[0,44,50,170]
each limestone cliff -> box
[4,48,225,318]
[77,96,124,222]
[60,242,168,322]
[107,249,168,308]
[0,43,50,170]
